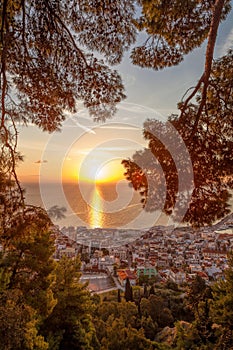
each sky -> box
[17,6,233,186]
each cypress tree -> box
[117,289,121,303]
[125,278,132,302]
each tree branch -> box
[45,0,88,68]
[180,0,226,133]
[0,0,8,45]
[21,0,30,59]
[1,3,25,208]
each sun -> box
[79,159,125,184]
[95,166,109,183]
[61,143,128,184]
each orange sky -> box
[17,11,233,186]
[17,109,150,184]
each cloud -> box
[100,125,140,131]
[93,146,144,151]
[118,103,154,114]
[218,28,233,56]
[34,160,48,164]
[64,118,96,134]
[76,144,147,155]
[76,150,90,155]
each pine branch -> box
[180,0,226,135]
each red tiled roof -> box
[117,269,137,280]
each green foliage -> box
[143,284,149,298]
[210,252,233,349]
[42,256,97,350]
[174,302,217,349]
[0,214,56,318]
[149,284,155,295]
[141,315,158,340]
[0,290,48,350]
[174,321,199,350]
[0,173,99,349]
[125,277,133,302]
[138,274,157,286]
[95,300,138,326]
[187,275,207,312]
[94,300,142,348]
[172,253,233,349]
[117,288,121,302]
[175,294,215,349]
[101,317,154,350]
[140,295,174,329]
[0,173,52,348]
[165,280,179,292]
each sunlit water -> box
[23,181,144,229]
[88,187,104,228]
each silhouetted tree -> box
[144,284,149,298]
[132,0,231,122]
[149,285,155,296]
[117,288,121,303]
[1,0,232,191]
[123,51,233,227]
[48,205,67,220]
[125,277,133,302]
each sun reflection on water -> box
[89,186,104,228]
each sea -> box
[23,180,168,230]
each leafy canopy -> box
[123,50,233,226]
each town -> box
[51,214,233,292]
